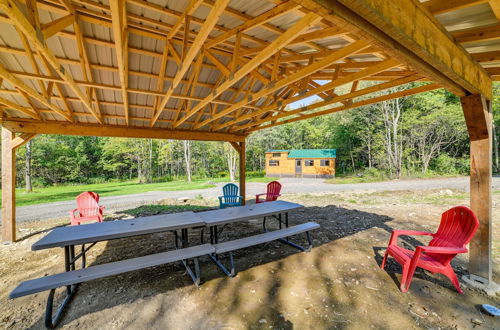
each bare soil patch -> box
[1,189,498,329]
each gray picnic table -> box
[12,211,211,328]
[10,201,319,328]
[198,200,317,276]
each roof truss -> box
[0,0,492,137]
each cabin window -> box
[305,160,314,166]
[321,159,330,166]
[272,153,281,157]
[269,160,279,166]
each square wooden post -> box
[2,127,16,243]
[239,141,246,205]
[460,94,492,284]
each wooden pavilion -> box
[0,0,494,286]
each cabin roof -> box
[267,149,336,158]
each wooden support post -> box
[460,93,492,283]
[2,127,16,243]
[239,141,246,205]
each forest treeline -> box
[7,84,500,189]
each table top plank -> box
[198,200,303,226]
[32,211,205,251]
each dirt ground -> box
[0,188,498,329]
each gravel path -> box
[5,176,500,223]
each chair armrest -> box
[69,208,78,221]
[418,246,468,254]
[218,196,223,201]
[255,193,267,197]
[389,230,433,246]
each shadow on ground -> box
[22,202,491,329]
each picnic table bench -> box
[12,211,209,328]
[10,201,319,328]
[198,200,318,276]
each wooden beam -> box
[205,1,300,49]
[0,63,72,121]
[41,13,75,39]
[11,132,36,149]
[151,0,230,126]
[0,0,103,123]
[460,93,492,283]
[245,83,441,132]
[2,120,247,142]
[174,12,322,128]
[222,57,400,130]
[1,127,16,242]
[0,96,40,119]
[452,23,500,44]
[109,0,129,125]
[423,0,488,14]
[472,50,500,63]
[300,0,491,98]
[490,0,500,20]
[167,0,203,40]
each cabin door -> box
[295,159,302,177]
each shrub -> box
[431,154,469,175]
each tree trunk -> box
[137,158,143,182]
[492,120,499,173]
[381,98,403,178]
[25,140,32,192]
[183,140,192,182]
[148,139,153,183]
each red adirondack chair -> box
[255,181,282,203]
[69,192,105,225]
[381,206,479,293]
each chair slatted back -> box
[428,206,479,264]
[265,181,282,201]
[222,183,239,204]
[76,192,101,218]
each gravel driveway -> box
[4,176,500,223]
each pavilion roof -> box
[0,0,494,141]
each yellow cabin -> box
[265,149,336,178]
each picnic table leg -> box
[262,212,311,252]
[173,228,202,286]
[208,224,234,277]
[45,245,78,328]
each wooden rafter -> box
[173,12,322,128]
[41,13,74,39]
[109,0,129,125]
[0,95,40,119]
[150,0,230,127]
[205,1,300,49]
[244,83,442,133]
[202,40,371,130]
[296,0,490,98]
[0,62,72,121]
[0,0,103,123]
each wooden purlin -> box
[218,57,401,131]
[173,12,323,129]
[150,0,231,127]
[0,0,103,123]
[202,40,373,130]
[244,83,442,133]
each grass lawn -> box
[8,180,215,207]
[4,176,277,207]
